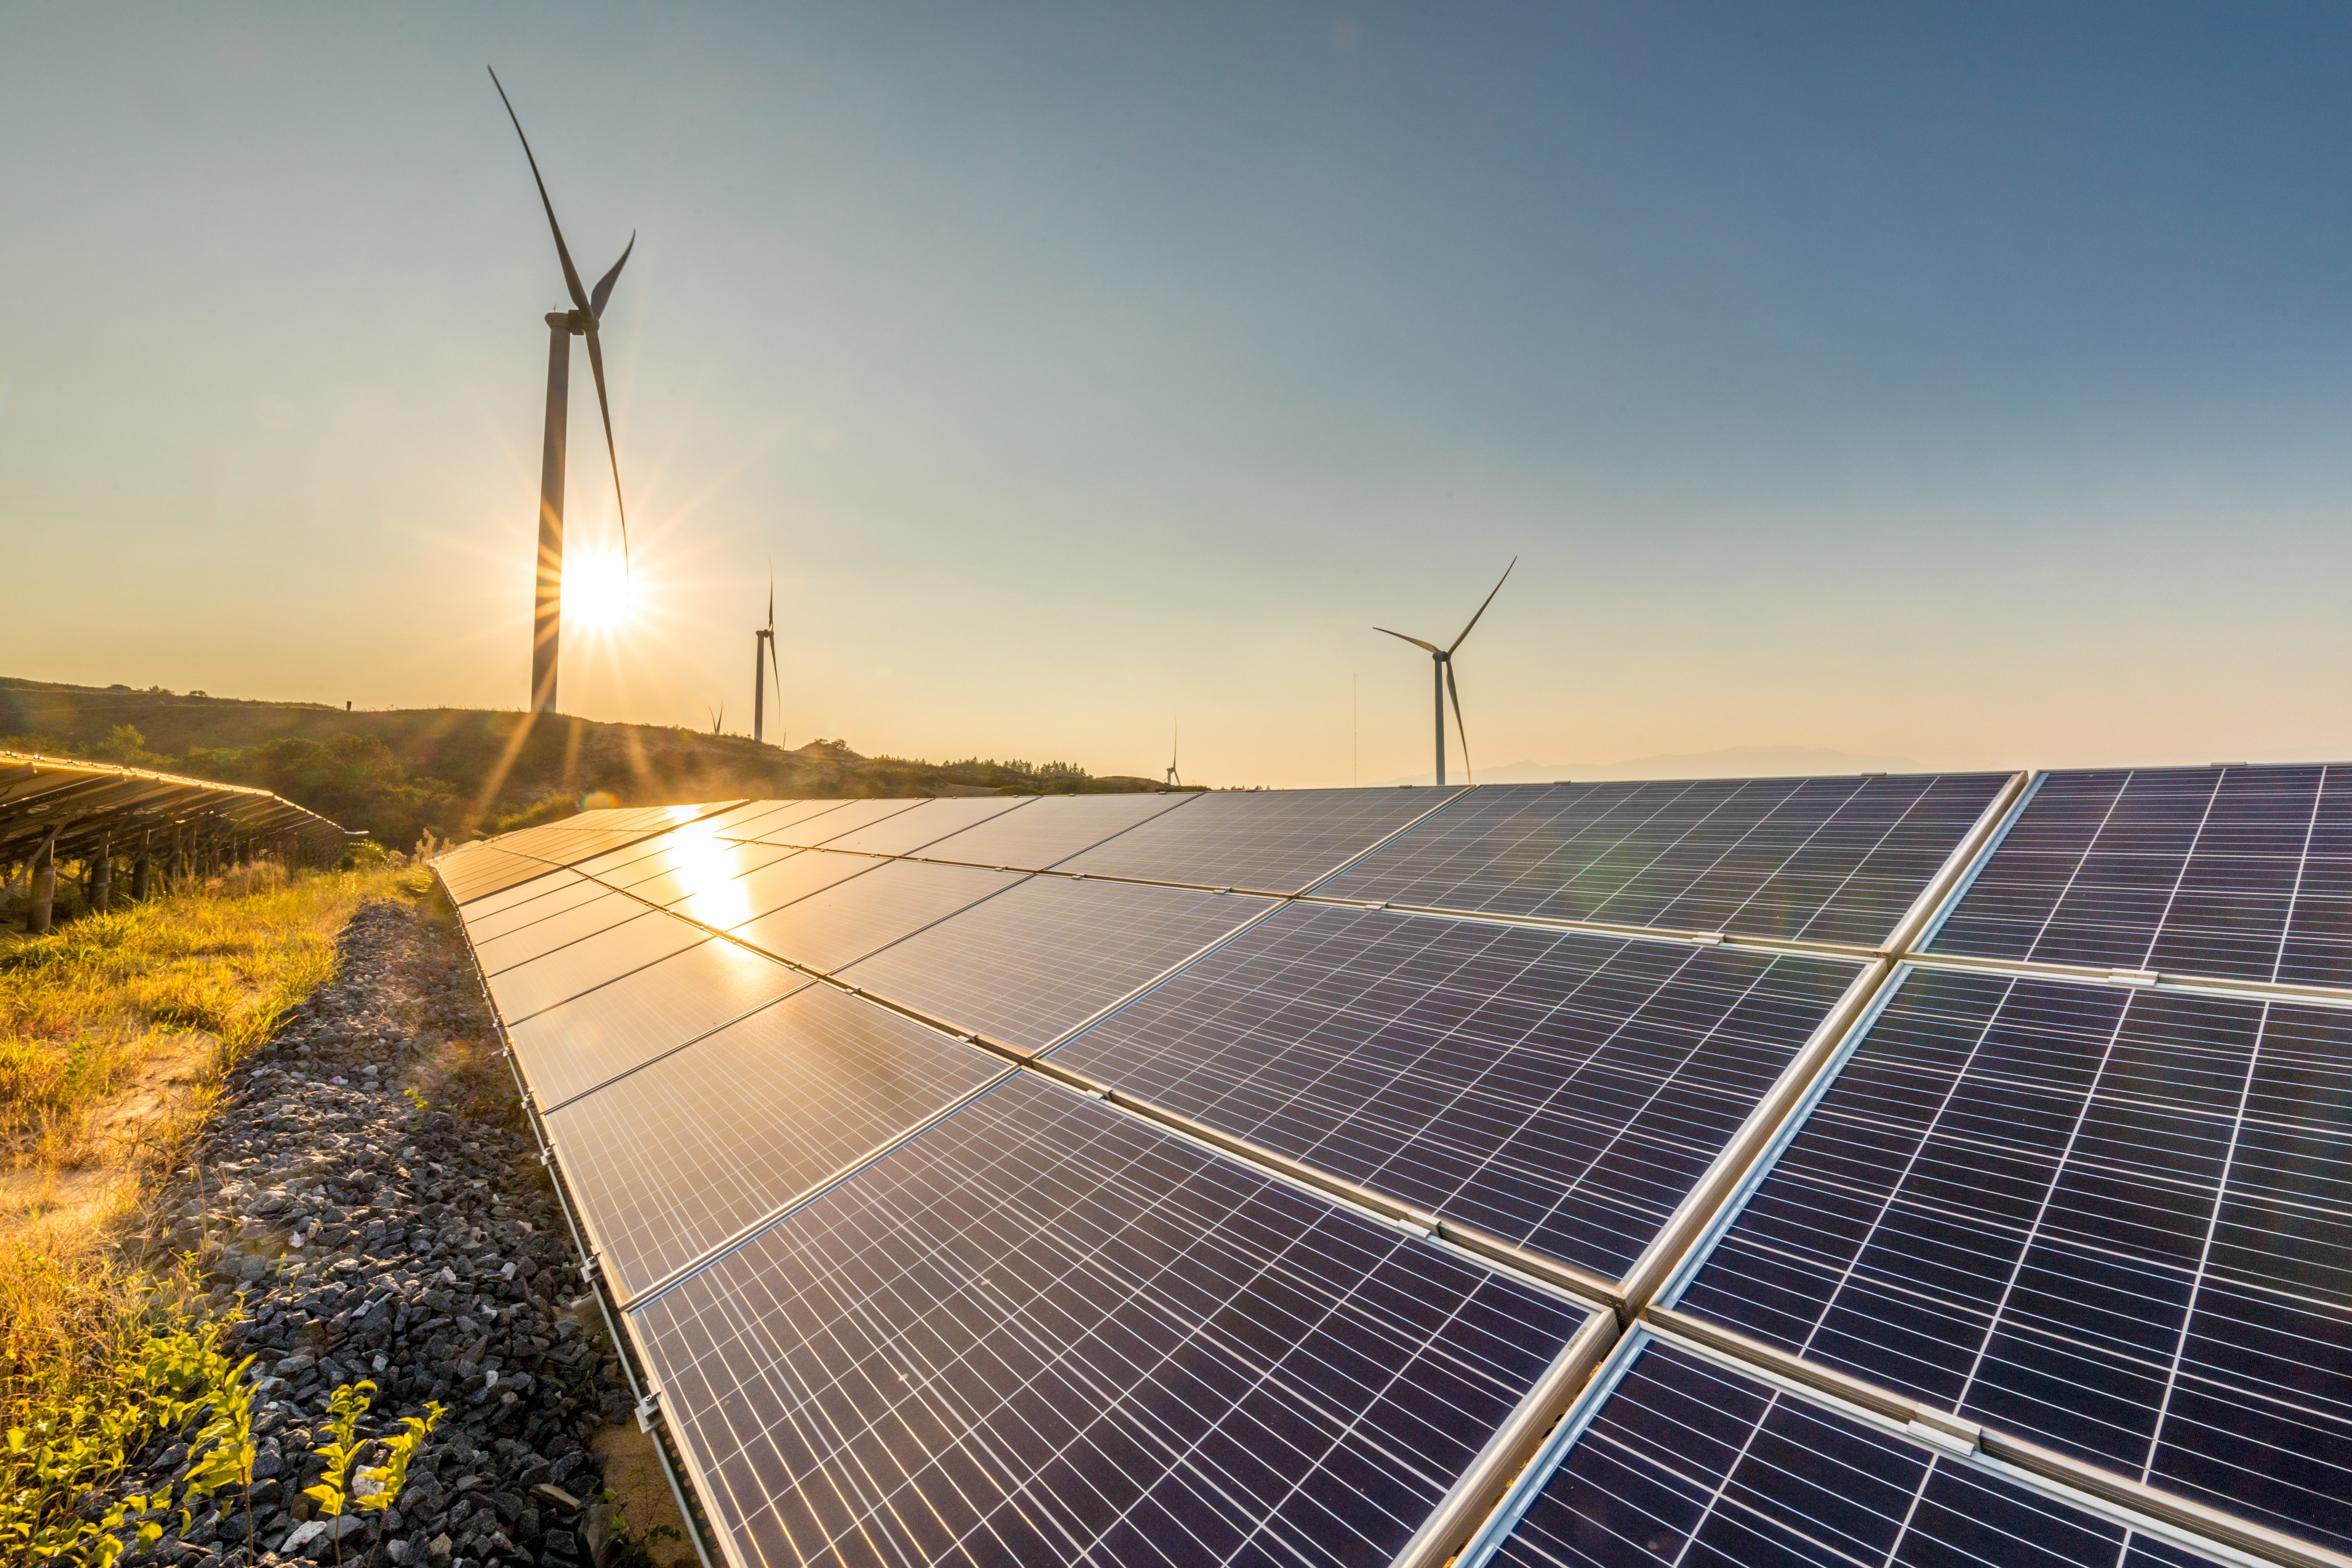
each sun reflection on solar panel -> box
[650,817,762,932]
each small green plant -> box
[181,1352,260,1558]
[354,1399,444,1566]
[79,1490,170,1568]
[602,1465,685,1568]
[303,1379,378,1567]
[402,1085,429,1114]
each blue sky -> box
[7,4,2352,785]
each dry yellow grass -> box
[0,866,412,1193]
[0,867,428,1558]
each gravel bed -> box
[94,896,656,1568]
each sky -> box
[8,3,2352,788]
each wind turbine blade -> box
[1446,661,1473,784]
[768,635,783,708]
[589,233,635,318]
[1447,556,1518,654]
[488,68,593,316]
[767,564,775,632]
[581,322,630,576]
[1374,626,1441,654]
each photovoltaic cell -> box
[1318,774,2012,946]
[1486,1337,2213,1568]
[1056,785,1461,892]
[481,910,709,1024]
[471,891,650,975]
[909,791,1195,871]
[453,866,594,924]
[505,937,816,1109]
[1927,764,2352,986]
[730,860,1024,972]
[838,877,1274,1053]
[628,1074,1596,1568]
[808,796,1030,856]
[1670,967,2352,1553]
[548,987,1009,1295]
[1052,903,1861,1281]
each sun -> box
[564,553,632,631]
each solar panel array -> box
[434,764,2352,1568]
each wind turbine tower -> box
[754,575,783,745]
[491,68,636,714]
[1376,558,1516,789]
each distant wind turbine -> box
[1165,720,1181,789]
[490,66,636,715]
[1376,558,1516,789]
[753,571,783,745]
[707,704,725,736]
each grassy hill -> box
[1,677,1178,854]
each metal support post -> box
[28,830,56,934]
[91,835,110,912]
[133,833,152,901]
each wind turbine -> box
[707,704,725,736]
[753,572,783,745]
[1376,558,1516,789]
[1165,720,1181,789]
[490,67,636,715]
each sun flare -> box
[564,554,632,631]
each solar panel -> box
[729,860,1025,972]
[837,877,1275,1053]
[706,798,862,842]
[504,937,816,1109]
[626,1073,1600,1568]
[1667,966,2352,1554]
[602,842,803,908]
[1052,903,1862,1282]
[908,790,1195,870]
[455,870,610,940]
[807,795,1031,856]
[433,781,2352,1568]
[748,797,928,847]
[1319,774,2013,946]
[1055,785,1462,892]
[1479,1335,2213,1568]
[470,891,649,974]
[548,985,1010,1296]
[480,909,709,1025]
[443,848,561,904]
[659,848,872,933]
[1927,764,2352,986]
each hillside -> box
[1,677,1178,853]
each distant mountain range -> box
[1373,745,1923,788]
